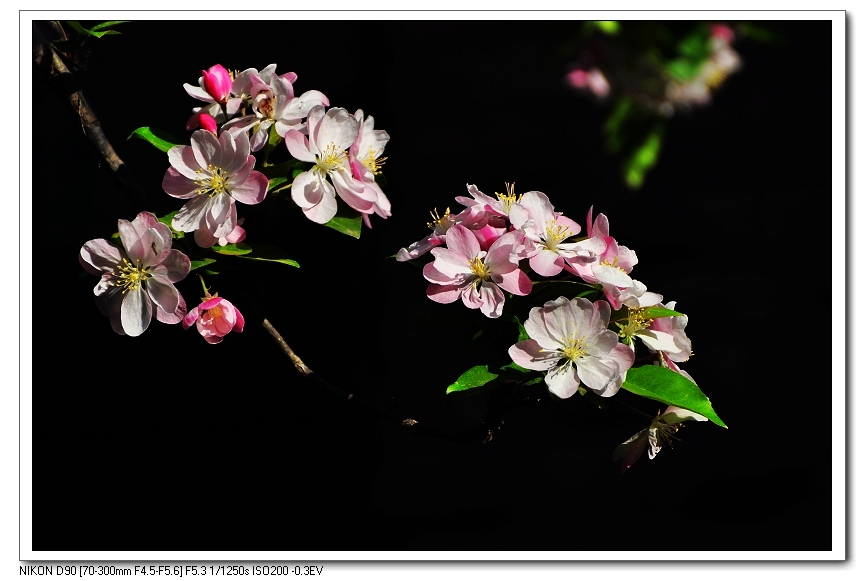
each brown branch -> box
[32,21,154,212]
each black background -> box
[32,19,834,552]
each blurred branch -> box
[32,21,153,211]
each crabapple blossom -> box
[566,207,656,310]
[508,296,634,398]
[79,212,190,337]
[162,129,268,238]
[396,206,489,262]
[456,183,522,226]
[183,290,245,345]
[508,191,600,277]
[349,109,392,227]
[222,66,328,152]
[285,106,376,224]
[184,64,244,128]
[423,225,531,318]
[613,405,707,473]
[193,218,246,248]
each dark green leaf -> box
[212,243,252,256]
[128,127,184,153]
[190,258,217,272]
[236,243,299,268]
[267,177,288,192]
[156,210,184,239]
[90,21,129,31]
[621,365,727,428]
[446,365,499,394]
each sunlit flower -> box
[423,225,531,318]
[349,109,392,227]
[285,106,376,224]
[613,405,707,473]
[183,64,243,128]
[508,191,596,277]
[162,129,268,238]
[222,65,329,152]
[193,218,246,248]
[508,296,634,398]
[79,212,190,337]
[396,206,489,262]
[183,280,245,345]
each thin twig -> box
[32,21,154,212]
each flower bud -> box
[201,64,232,103]
[198,113,218,134]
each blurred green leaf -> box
[66,20,127,38]
[622,365,727,428]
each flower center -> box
[600,256,627,272]
[543,220,572,250]
[468,256,490,281]
[495,182,523,214]
[616,307,653,344]
[362,147,387,175]
[561,333,587,361]
[112,258,152,294]
[652,415,683,448]
[195,165,229,197]
[257,95,274,118]
[427,207,455,235]
[315,143,348,174]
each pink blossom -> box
[508,296,634,398]
[566,207,655,310]
[79,212,190,337]
[423,225,531,318]
[197,113,218,134]
[193,218,246,248]
[222,66,328,152]
[508,191,594,277]
[285,106,376,224]
[183,65,243,127]
[396,206,489,262]
[349,109,392,228]
[201,64,232,104]
[183,294,245,345]
[162,129,268,238]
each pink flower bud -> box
[201,64,232,104]
[198,113,218,134]
[710,23,735,43]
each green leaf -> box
[156,210,184,239]
[621,365,727,428]
[67,20,127,38]
[212,243,252,256]
[642,306,684,319]
[236,243,300,268]
[129,127,184,153]
[446,365,499,394]
[190,258,217,272]
[325,212,363,239]
[90,21,129,31]
[267,176,288,192]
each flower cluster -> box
[173,63,391,231]
[397,182,713,469]
[82,62,392,344]
[565,22,741,117]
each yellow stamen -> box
[616,307,654,343]
[561,333,587,361]
[195,165,229,197]
[362,146,387,175]
[495,182,523,214]
[315,143,348,174]
[111,258,152,294]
